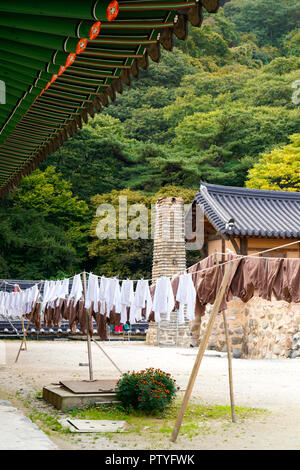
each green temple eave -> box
[0,0,221,195]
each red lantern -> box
[107,0,119,22]
[58,65,66,76]
[50,74,58,84]
[90,21,101,40]
[76,38,88,55]
[65,52,76,68]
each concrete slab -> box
[43,384,120,410]
[0,398,57,450]
[60,379,117,394]
[59,418,126,433]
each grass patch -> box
[18,393,267,446]
[29,410,68,434]
[183,404,266,421]
[65,401,267,438]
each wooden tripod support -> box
[15,281,44,363]
[82,271,94,381]
[171,260,234,442]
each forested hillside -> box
[1,0,299,279]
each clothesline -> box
[214,251,295,261]
[0,240,299,288]
[181,240,300,279]
[1,238,299,337]
[0,272,85,289]
[89,239,300,281]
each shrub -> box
[115,368,178,414]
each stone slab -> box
[59,418,126,433]
[60,379,117,394]
[43,384,120,411]
[0,398,57,450]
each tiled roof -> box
[194,183,300,238]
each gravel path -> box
[0,340,300,450]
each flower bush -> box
[115,368,178,414]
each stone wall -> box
[146,311,191,348]
[200,293,300,359]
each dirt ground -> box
[1,339,300,450]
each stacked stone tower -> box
[146,197,191,347]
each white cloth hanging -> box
[0,284,40,320]
[85,273,99,312]
[67,274,83,307]
[25,284,39,314]
[105,278,121,314]
[176,273,196,324]
[0,291,6,319]
[55,278,69,307]
[152,276,174,323]
[130,279,152,323]
[120,280,134,324]
[99,276,109,315]
[43,280,58,307]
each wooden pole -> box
[15,281,43,363]
[21,316,27,351]
[92,338,122,375]
[83,271,94,381]
[171,260,234,443]
[222,310,236,423]
[217,253,236,423]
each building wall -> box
[207,237,300,258]
[247,238,300,258]
[200,295,300,359]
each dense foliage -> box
[1,0,299,279]
[115,368,178,414]
[246,134,300,191]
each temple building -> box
[193,182,300,259]
[192,183,300,359]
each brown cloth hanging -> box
[26,302,42,330]
[92,301,108,340]
[188,254,220,316]
[44,304,55,328]
[273,258,300,303]
[226,256,264,304]
[66,299,93,335]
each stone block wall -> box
[200,293,300,359]
[146,196,191,348]
[146,311,191,348]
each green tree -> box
[169,104,300,187]
[88,186,197,279]
[282,29,300,57]
[43,115,135,201]
[0,167,90,279]
[246,134,300,191]
[89,189,153,279]
[180,24,232,64]
[224,0,299,47]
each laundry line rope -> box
[183,239,300,278]
[0,272,85,289]
[0,240,299,288]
